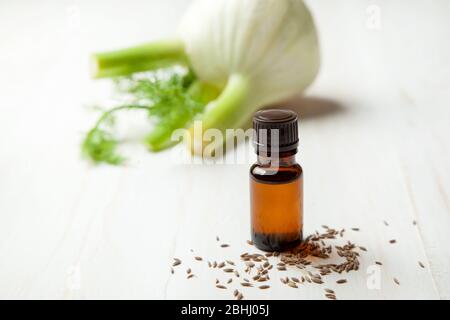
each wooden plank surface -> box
[0,0,448,299]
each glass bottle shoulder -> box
[250,162,302,184]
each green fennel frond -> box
[82,69,208,165]
[82,127,125,165]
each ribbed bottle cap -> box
[253,109,299,153]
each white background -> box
[0,0,449,299]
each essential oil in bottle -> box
[250,109,303,252]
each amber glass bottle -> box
[250,109,303,252]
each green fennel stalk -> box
[92,40,188,78]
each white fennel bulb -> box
[179,0,320,152]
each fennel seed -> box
[172,258,181,267]
[172,224,371,298]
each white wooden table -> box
[0,0,449,299]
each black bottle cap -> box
[253,109,299,153]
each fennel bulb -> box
[88,0,319,161]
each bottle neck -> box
[256,149,297,166]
